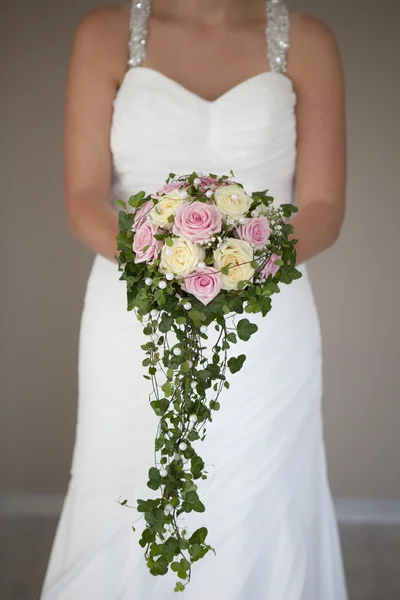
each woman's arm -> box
[64,7,129,261]
[288,14,347,265]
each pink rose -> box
[236,217,270,249]
[260,254,280,280]
[133,222,163,264]
[157,181,189,196]
[198,176,219,193]
[133,200,153,230]
[183,267,222,305]
[173,201,222,243]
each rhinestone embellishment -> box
[266,0,290,74]
[128,0,151,67]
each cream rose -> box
[214,238,255,290]
[214,185,252,219]
[149,190,189,230]
[160,238,206,277]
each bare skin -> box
[65,0,346,264]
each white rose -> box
[160,238,206,277]
[214,185,252,219]
[214,238,255,290]
[149,190,189,230]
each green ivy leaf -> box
[118,211,135,233]
[226,332,237,344]
[188,544,209,562]
[228,354,246,374]
[145,508,165,533]
[174,582,185,592]
[237,318,258,341]
[189,527,208,545]
[183,490,205,512]
[229,296,244,313]
[147,467,162,490]
[191,455,205,479]
[164,536,180,555]
[139,527,156,547]
[162,381,173,397]
[128,191,146,209]
[115,199,127,209]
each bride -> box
[41,1,348,598]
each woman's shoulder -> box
[287,11,342,82]
[74,4,129,44]
[289,11,340,57]
[70,4,130,82]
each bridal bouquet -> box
[115,171,301,592]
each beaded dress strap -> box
[128,0,151,68]
[266,0,290,74]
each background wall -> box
[1,0,399,506]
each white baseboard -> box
[0,493,64,518]
[334,498,400,525]
[1,494,400,524]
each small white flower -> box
[151,333,159,342]
[200,326,208,334]
[173,347,182,356]
[251,210,259,218]
[150,309,159,319]
[179,442,187,451]
[145,277,153,286]
[183,302,192,310]
[158,280,167,289]
[165,272,174,281]
[164,503,174,515]
[189,414,198,423]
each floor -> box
[0,518,399,599]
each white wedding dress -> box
[41,1,348,598]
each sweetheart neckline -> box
[116,66,295,106]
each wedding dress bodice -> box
[110,0,297,207]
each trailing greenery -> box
[115,175,301,591]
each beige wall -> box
[1,0,399,499]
